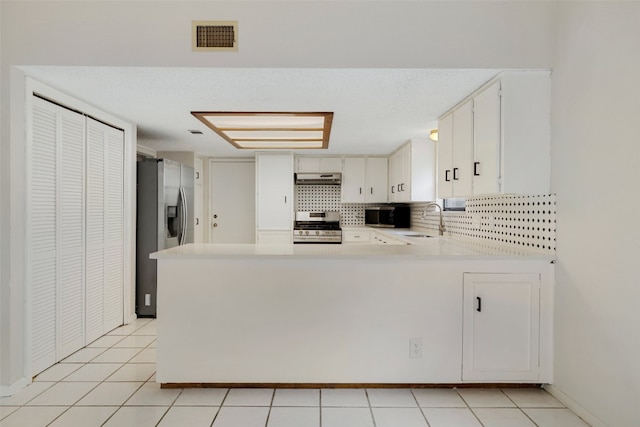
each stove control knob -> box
[315,231,320,235]
[305,231,309,235]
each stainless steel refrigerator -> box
[136,158,194,317]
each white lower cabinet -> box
[462,273,540,381]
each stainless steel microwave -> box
[364,205,410,228]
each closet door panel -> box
[85,248,105,344]
[102,124,124,332]
[58,109,86,359]
[104,129,124,331]
[31,259,57,374]
[29,98,58,375]
[85,121,106,344]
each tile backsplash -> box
[295,185,377,226]
[295,185,556,253]
[411,194,557,253]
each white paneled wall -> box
[27,97,125,376]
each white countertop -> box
[151,230,554,261]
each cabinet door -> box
[256,154,293,231]
[296,157,320,173]
[473,82,501,195]
[463,273,540,381]
[452,100,473,197]
[398,144,411,202]
[437,113,454,199]
[365,157,388,203]
[296,156,342,173]
[320,157,343,173]
[388,150,402,202]
[341,158,366,203]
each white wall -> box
[550,2,640,426]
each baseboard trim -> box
[0,377,29,397]
[544,384,606,427]
[161,382,542,389]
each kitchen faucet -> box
[423,202,445,235]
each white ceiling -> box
[22,66,500,157]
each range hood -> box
[294,172,342,185]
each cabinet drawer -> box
[343,229,371,243]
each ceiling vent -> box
[192,21,238,52]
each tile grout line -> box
[262,388,277,427]
[208,388,230,427]
[364,388,378,427]
[499,388,542,427]
[409,388,433,427]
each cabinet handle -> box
[474,162,480,176]
[453,168,459,181]
[370,187,373,195]
[196,218,199,225]
[445,170,451,182]
[284,196,287,203]
[476,297,482,312]
[359,187,362,195]
[196,171,200,179]
[391,185,395,193]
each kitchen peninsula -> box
[151,237,554,387]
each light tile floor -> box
[0,318,592,426]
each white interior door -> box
[209,160,256,243]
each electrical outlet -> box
[145,294,151,306]
[409,338,423,359]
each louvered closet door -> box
[85,118,124,341]
[85,120,106,344]
[58,108,86,359]
[29,98,59,374]
[104,125,124,332]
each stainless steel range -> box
[293,211,342,244]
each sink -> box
[399,233,434,238]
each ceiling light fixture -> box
[191,111,334,150]
[429,129,439,142]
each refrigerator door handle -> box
[182,187,188,245]
[178,187,187,245]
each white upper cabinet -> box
[296,156,342,173]
[437,100,473,198]
[341,157,388,203]
[256,153,294,233]
[437,71,551,198]
[365,157,388,203]
[472,81,501,195]
[389,139,436,203]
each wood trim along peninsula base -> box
[161,383,543,389]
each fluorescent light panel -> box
[191,112,333,149]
